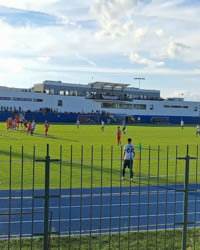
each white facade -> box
[0,82,200,118]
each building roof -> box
[88,81,130,89]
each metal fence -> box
[0,144,200,250]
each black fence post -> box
[34,144,60,249]
[177,145,197,250]
[182,146,190,250]
[44,144,50,250]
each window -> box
[12,97,32,102]
[133,104,146,110]
[45,89,49,94]
[194,107,198,111]
[171,105,182,108]
[119,103,133,109]
[58,100,63,106]
[150,105,153,110]
[33,99,43,102]
[50,89,54,94]
[60,90,65,95]
[65,90,69,96]
[101,103,118,109]
[164,105,188,109]
[0,97,11,100]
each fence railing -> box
[0,144,200,250]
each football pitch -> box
[0,122,199,189]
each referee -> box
[122,138,135,182]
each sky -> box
[0,0,200,100]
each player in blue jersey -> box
[122,138,135,182]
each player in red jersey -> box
[44,120,49,136]
[26,121,32,134]
[6,118,11,130]
[15,115,20,130]
[116,126,121,146]
[8,118,12,130]
[23,120,28,131]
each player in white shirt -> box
[122,120,126,135]
[101,120,104,132]
[196,125,200,136]
[76,119,80,128]
[122,138,135,182]
[19,114,24,128]
[12,119,16,130]
[30,120,36,136]
[181,119,184,130]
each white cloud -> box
[75,53,96,66]
[0,58,24,73]
[91,0,137,39]
[0,0,200,92]
[37,56,51,63]
[155,29,164,37]
[168,90,200,102]
[167,41,190,58]
[0,0,59,12]
[134,27,148,41]
[0,20,56,56]
[129,53,164,68]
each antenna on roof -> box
[134,77,145,89]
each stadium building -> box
[0,80,200,124]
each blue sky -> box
[0,0,200,100]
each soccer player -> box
[122,120,126,135]
[181,119,184,130]
[122,138,135,182]
[44,120,49,136]
[23,120,28,131]
[15,115,20,130]
[30,120,36,136]
[101,120,105,132]
[116,126,121,146]
[7,118,12,130]
[76,119,80,128]
[196,124,200,136]
[26,121,32,134]
[8,118,12,130]
[19,114,24,128]
[12,119,16,130]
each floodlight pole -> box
[134,77,145,89]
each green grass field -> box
[1,229,200,250]
[0,122,199,189]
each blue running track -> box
[0,184,200,239]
